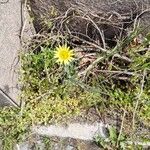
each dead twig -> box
[78,56,104,77]
[95,70,141,76]
[132,69,147,130]
[117,108,126,147]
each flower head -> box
[54,44,74,65]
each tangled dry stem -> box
[26,1,150,83]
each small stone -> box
[66,145,75,150]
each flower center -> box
[59,50,69,60]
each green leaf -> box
[109,127,117,141]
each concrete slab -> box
[0,0,21,105]
[33,123,107,141]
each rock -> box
[0,0,21,106]
[32,123,107,141]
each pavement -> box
[0,0,21,106]
[33,123,107,141]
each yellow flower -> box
[54,44,74,65]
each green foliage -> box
[42,136,52,150]
[129,33,150,71]
[109,89,134,110]
[94,127,147,150]
[94,127,127,150]
[0,46,103,149]
[0,29,150,149]
[0,107,30,150]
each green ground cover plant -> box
[0,25,150,149]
